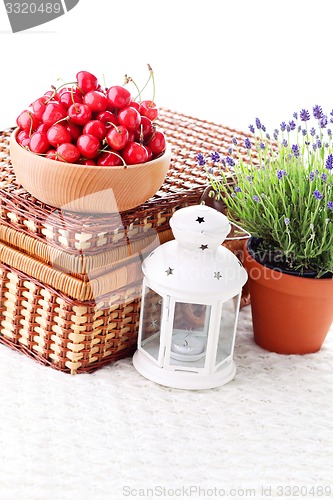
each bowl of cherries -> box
[10,69,171,213]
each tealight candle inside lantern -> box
[171,332,206,361]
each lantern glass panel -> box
[169,302,211,368]
[215,295,240,367]
[140,286,163,361]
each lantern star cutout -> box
[214,271,222,280]
[196,216,205,224]
[200,244,208,251]
[150,318,158,329]
[165,267,174,276]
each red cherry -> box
[96,110,118,129]
[56,143,81,163]
[47,123,72,147]
[45,148,57,160]
[29,132,50,154]
[127,131,136,142]
[58,88,69,97]
[139,100,159,121]
[147,130,166,155]
[134,116,154,143]
[129,100,140,111]
[122,142,148,165]
[145,145,153,161]
[83,91,108,113]
[106,125,129,150]
[97,151,123,167]
[64,123,82,141]
[32,97,48,120]
[77,134,100,159]
[83,120,107,141]
[78,158,97,166]
[16,110,40,133]
[76,71,98,94]
[42,102,67,127]
[59,89,83,109]
[117,106,141,131]
[36,123,50,134]
[17,130,30,147]
[68,103,92,126]
[106,86,132,109]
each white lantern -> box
[132,204,248,390]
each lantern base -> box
[132,350,236,390]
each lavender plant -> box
[198,105,333,277]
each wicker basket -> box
[0,108,252,374]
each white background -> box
[1,0,333,135]
[0,3,333,499]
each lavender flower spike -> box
[313,189,323,200]
[277,169,287,180]
[244,138,252,149]
[196,153,206,166]
[325,154,333,170]
[226,156,235,167]
[300,109,310,122]
[210,152,221,162]
[313,104,323,120]
[289,120,296,131]
[292,144,300,157]
[327,201,333,210]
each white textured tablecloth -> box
[0,306,332,500]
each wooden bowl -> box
[10,128,172,213]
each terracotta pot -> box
[243,238,333,354]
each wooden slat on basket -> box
[0,223,172,278]
[0,228,172,300]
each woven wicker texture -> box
[0,261,142,374]
[0,108,253,374]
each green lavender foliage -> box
[201,107,333,277]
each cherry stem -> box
[28,111,34,137]
[102,73,107,91]
[53,116,70,126]
[134,72,151,101]
[56,152,68,162]
[70,85,79,112]
[148,63,156,103]
[124,74,142,103]
[107,121,121,133]
[99,147,127,168]
[139,124,144,145]
[45,80,80,104]
[133,64,155,103]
